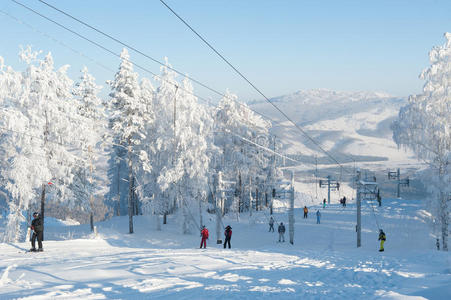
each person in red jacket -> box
[200,226,209,249]
[224,225,232,249]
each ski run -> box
[1,199,450,299]
[0,2,450,299]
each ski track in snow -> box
[1,199,450,299]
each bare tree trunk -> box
[40,184,45,241]
[439,165,448,251]
[238,172,242,213]
[116,164,121,216]
[127,141,134,234]
[440,190,448,251]
[256,188,259,211]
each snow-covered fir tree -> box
[173,76,212,233]
[0,47,81,242]
[107,48,151,233]
[392,32,451,251]
[146,58,179,226]
[70,66,109,229]
[214,90,273,214]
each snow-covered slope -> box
[250,89,425,198]
[1,199,450,299]
[250,89,409,161]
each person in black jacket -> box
[30,212,44,252]
[278,222,286,242]
[224,225,232,249]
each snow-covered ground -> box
[1,198,450,299]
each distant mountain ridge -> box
[249,89,418,173]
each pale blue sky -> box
[0,0,450,101]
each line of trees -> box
[0,47,284,242]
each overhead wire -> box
[0,8,115,73]
[10,0,321,166]
[6,0,359,203]
[159,0,354,174]
[37,0,238,103]
[28,0,332,166]
[9,0,214,109]
[23,0,286,127]
[11,0,394,193]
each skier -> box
[30,212,43,252]
[200,225,209,249]
[378,229,386,252]
[303,206,308,218]
[343,196,347,207]
[278,222,285,242]
[323,198,326,208]
[224,225,232,249]
[268,216,274,232]
[316,210,321,224]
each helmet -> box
[33,212,39,217]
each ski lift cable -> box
[1,104,305,179]
[8,1,347,181]
[31,0,339,162]
[223,130,306,166]
[365,199,381,230]
[37,0,250,107]
[0,123,134,172]
[0,9,115,73]
[15,0,287,130]
[0,126,116,173]
[9,0,214,109]
[9,0,319,163]
[360,184,382,230]
[159,0,355,174]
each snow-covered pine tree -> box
[392,33,451,251]
[214,90,272,214]
[149,58,180,226]
[108,48,151,234]
[1,47,80,241]
[174,76,212,233]
[71,66,108,230]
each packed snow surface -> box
[1,199,450,299]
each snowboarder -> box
[323,198,326,208]
[278,222,285,242]
[200,225,209,249]
[316,210,321,224]
[268,217,274,232]
[378,229,386,252]
[30,212,43,252]
[342,196,347,207]
[303,206,308,218]
[224,225,232,249]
